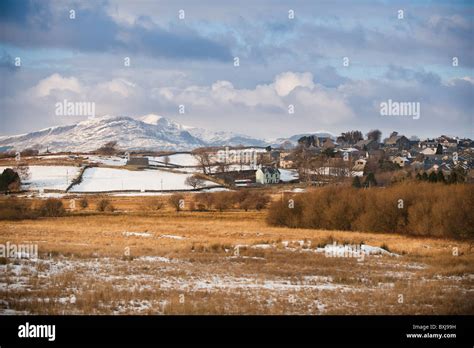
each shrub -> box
[168,194,185,212]
[195,192,214,210]
[0,168,21,192]
[97,198,114,212]
[0,198,35,220]
[352,176,362,188]
[254,193,271,210]
[147,198,164,211]
[79,197,89,209]
[196,203,207,211]
[267,195,304,228]
[39,198,65,217]
[213,192,232,211]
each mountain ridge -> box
[0,115,334,153]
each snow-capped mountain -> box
[0,115,268,153]
[139,114,268,147]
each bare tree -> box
[192,149,213,175]
[185,174,205,189]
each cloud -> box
[97,78,136,97]
[0,0,232,61]
[273,72,314,97]
[0,1,472,139]
[32,73,82,97]
[0,48,16,71]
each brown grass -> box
[0,194,472,315]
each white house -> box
[392,156,410,167]
[352,158,367,172]
[256,167,280,184]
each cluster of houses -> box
[263,132,473,185]
[125,131,473,186]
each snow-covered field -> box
[70,167,217,192]
[85,155,127,167]
[149,153,199,167]
[0,165,81,191]
[279,169,299,182]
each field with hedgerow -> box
[0,184,473,315]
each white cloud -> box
[33,73,82,97]
[273,71,315,96]
[97,78,136,97]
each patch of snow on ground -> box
[136,256,171,263]
[279,169,299,182]
[0,165,81,191]
[122,231,152,237]
[70,167,216,192]
[160,234,185,240]
[86,155,127,166]
[251,244,273,249]
[150,153,200,167]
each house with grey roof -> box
[256,167,280,184]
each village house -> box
[419,139,438,149]
[437,135,458,149]
[279,152,296,168]
[126,156,149,168]
[392,156,410,168]
[354,139,379,151]
[352,158,367,172]
[420,147,437,155]
[256,167,281,184]
[384,132,411,150]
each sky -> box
[0,0,473,140]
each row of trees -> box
[167,190,271,212]
[267,182,473,239]
[353,167,466,188]
[335,129,382,145]
[415,167,466,184]
[0,198,66,220]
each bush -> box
[267,195,304,228]
[195,193,214,210]
[96,198,114,212]
[39,198,65,217]
[147,198,164,211]
[168,194,185,212]
[0,198,35,220]
[213,192,232,211]
[0,168,21,192]
[266,182,474,239]
[79,197,89,209]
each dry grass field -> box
[0,195,473,315]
